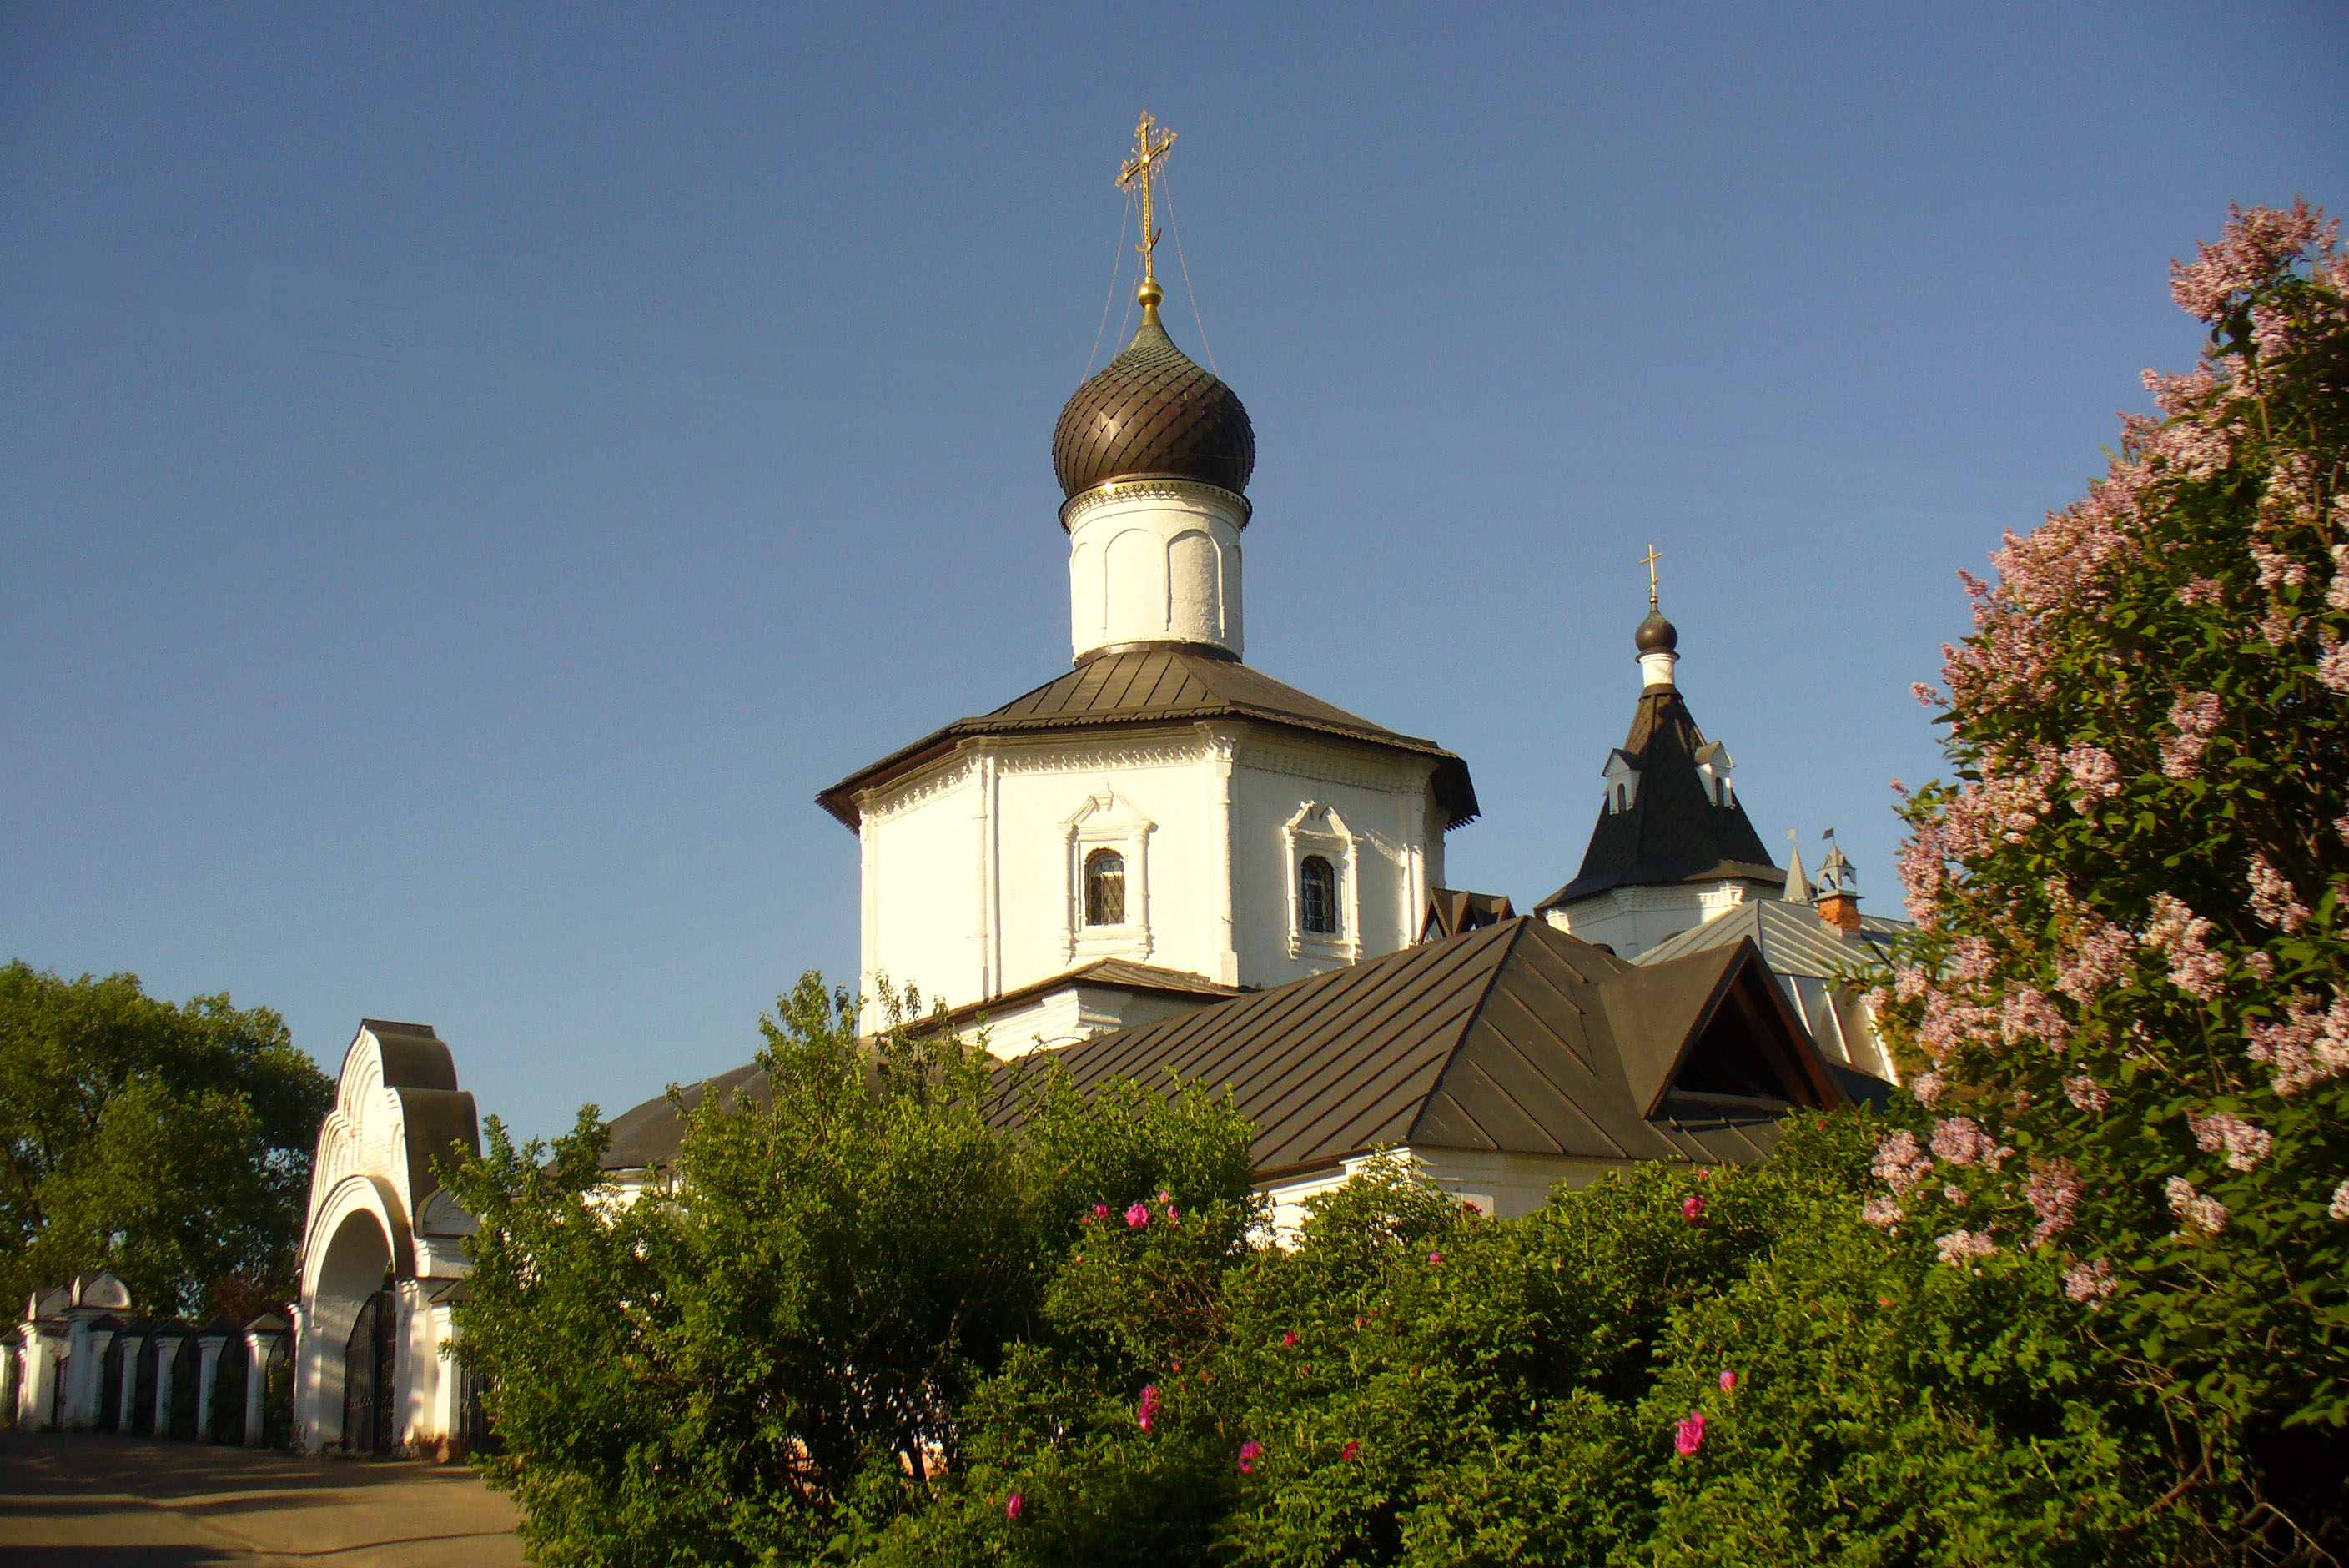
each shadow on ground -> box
[0,1429,522,1567]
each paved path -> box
[0,1430,523,1566]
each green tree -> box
[1862,202,2349,1554]
[444,974,1255,1568]
[0,960,332,1317]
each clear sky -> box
[3,3,2343,1138]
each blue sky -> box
[3,3,2343,1138]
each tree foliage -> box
[444,975,1254,1567]
[0,960,331,1317]
[1865,202,2349,1554]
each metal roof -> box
[1052,314,1255,501]
[600,919,1843,1179]
[988,917,1843,1179]
[817,645,1479,831]
[1538,684,1782,907]
[1635,899,1907,980]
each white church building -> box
[237,125,1905,1460]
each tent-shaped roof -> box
[1540,682,1782,907]
[817,646,1478,832]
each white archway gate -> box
[291,1021,480,1457]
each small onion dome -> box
[1635,610,1678,653]
[1053,310,1255,500]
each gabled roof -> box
[991,917,1843,1179]
[817,646,1478,831]
[1540,685,1782,907]
[940,958,1240,1032]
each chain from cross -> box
[1641,544,1663,608]
[1117,113,1177,294]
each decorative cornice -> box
[1060,475,1251,531]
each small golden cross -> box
[1117,113,1177,302]
[1641,544,1663,609]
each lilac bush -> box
[1868,204,2349,1519]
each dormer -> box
[1693,741,1735,808]
[1601,748,1642,815]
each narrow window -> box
[1614,783,1627,812]
[1299,854,1338,935]
[1084,847,1125,927]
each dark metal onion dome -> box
[1635,610,1678,653]
[1053,306,1255,500]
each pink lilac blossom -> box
[2062,745,2123,802]
[2336,812,2349,847]
[2025,1161,2083,1246]
[2170,200,2338,320]
[1872,1131,1935,1195]
[2247,855,2311,932]
[2000,987,2071,1051]
[1894,967,1932,1003]
[1942,1184,1969,1207]
[2331,1182,2349,1223]
[2245,952,2276,981]
[2165,1176,2230,1235]
[2160,693,2223,780]
[2250,539,2309,589]
[2330,545,2349,612]
[1909,1072,1945,1108]
[1935,1229,1999,1265]
[2144,895,2226,1000]
[2244,993,2349,1095]
[2064,1075,2113,1113]
[2317,637,2349,695]
[2055,917,2139,1004]
[2176,575,2226,607]
[2259,605,2303,650]
[1860,1196,1904,1230]
[1949,937,1995,983]
[1674,1412,1706,1457]
[1930,1117,2011,1170]
[2189,1110,2273,1172]
[2064,1259,2117,1307]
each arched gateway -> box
[291,1021,480,1456]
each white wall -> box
[858,726,1446,1029]
[1544,879,1766,959]
[1064,481,1245,661]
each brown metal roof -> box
[601,921,1841,1179]
[989,917,1842,1179]
[817,646,1479,831]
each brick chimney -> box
[1813,835,1862,935]
[1818,889,1863,936]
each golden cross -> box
[1641,544,1663,609]
[1116,112,1177,307]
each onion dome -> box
[1635,609,1678,653]
[1053,303,1255,500]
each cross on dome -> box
[1117,113,1178,316]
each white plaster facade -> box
[855,726,1446,1033]
[1262,1148,1687,1241]
[290,1022,480,1457]
[1065,478,1246,661]
[1541,878,1772,961]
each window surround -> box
[1064,789,1154,961]
[1282,802,1361,962]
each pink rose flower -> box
[1718,1369,1738,1392]
[1682,1194,1707,1224]
[1125,1202,1149,1229]
[1006,1492,1023,1521]
[1280,1329,1298,1346]
[1137,1384,1159,1433]
[1675,1411,1705,1456]
[1238,1440,1263,1474]
[1341,1440,1360,1462]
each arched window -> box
[1299,854,1338,935]
[1084,847,1125,927]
